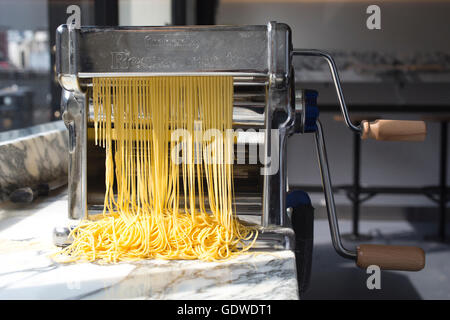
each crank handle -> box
[357,244,425,271]
[361,120,427,141]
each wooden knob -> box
[361,120,426,141]
[356,244,425,271]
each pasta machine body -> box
[56,22,297,238]
[54,22,426,295]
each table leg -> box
[343,131,372,241]
[352,132,361,237]
[439,122,448,242]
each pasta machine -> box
[54,21,427,295]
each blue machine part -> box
[287,190,312,208]
[303,89,319,133]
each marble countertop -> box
[0,190,299,300]
[0,121,68,202]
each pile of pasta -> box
[55,76,257,263]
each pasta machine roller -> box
[54,22,427,294]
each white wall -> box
[217,0,450,52]
[119,0,171,26]
[217,0,450,207]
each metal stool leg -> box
[352,131,361,237]
[439,122,448,242]
[342,130,372,241]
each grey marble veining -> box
[0,121,66,143]
[0,121,68,202]
[0,191,299,300]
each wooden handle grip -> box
[361,120,426,141]
[356,244,425,271]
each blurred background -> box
[0,0,449,299]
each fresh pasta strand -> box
[54,76,258,263]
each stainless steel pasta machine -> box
[54,21,427,295]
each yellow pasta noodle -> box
[54,76,257,263]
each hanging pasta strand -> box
[55,76,257,263]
